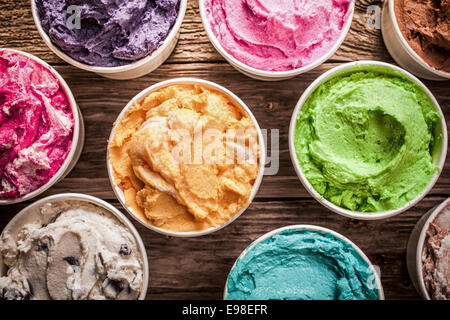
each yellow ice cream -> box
[109,84,260,232]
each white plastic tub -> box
[0,193,149,300]
[289,61,447,220]
[0,48,84,205]
[199,0,355,81]
[224,225,385,300]
[381,0,450,81]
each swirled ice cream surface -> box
[226,229,379,300]
[0,200,144,300]
[204,0,353,71]
[0,50,74,200]
[36,0,180,67]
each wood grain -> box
[0,0,449,300]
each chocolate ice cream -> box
[422,200,450,300]
[394,0,450,73]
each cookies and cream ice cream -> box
[204,0,353,71]
[109,84,259,233]
[423,200,450,300]
[226,229,380,300]
[0,50,74,200]
[0,200,144,300]
[394,0,450,73]
[36,0,180,67]
[293,65,441,212]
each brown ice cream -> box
[394,0,450,73]
[422,199,450,300]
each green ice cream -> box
[294,65,442,212]
[226,229,380,300]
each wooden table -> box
[1,0,449,300]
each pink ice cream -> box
[0,50,74,200]
[204,0,353,71]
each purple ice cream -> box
[36,0,180,67]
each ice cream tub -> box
[289,61,447,220]
[0,193,149,300]
[224,225,385,300]
[407,198,450,300]
[382,0,450,81]
[200,0,355,81]
[107,78,266,237]
[0,48,84,205]
[31,0,187,80]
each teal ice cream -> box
[226,229,380,300]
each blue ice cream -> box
[226,229,380,300]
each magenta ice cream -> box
[35,0,180,67]
[0,50,74,200]
[204,0,353,71]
